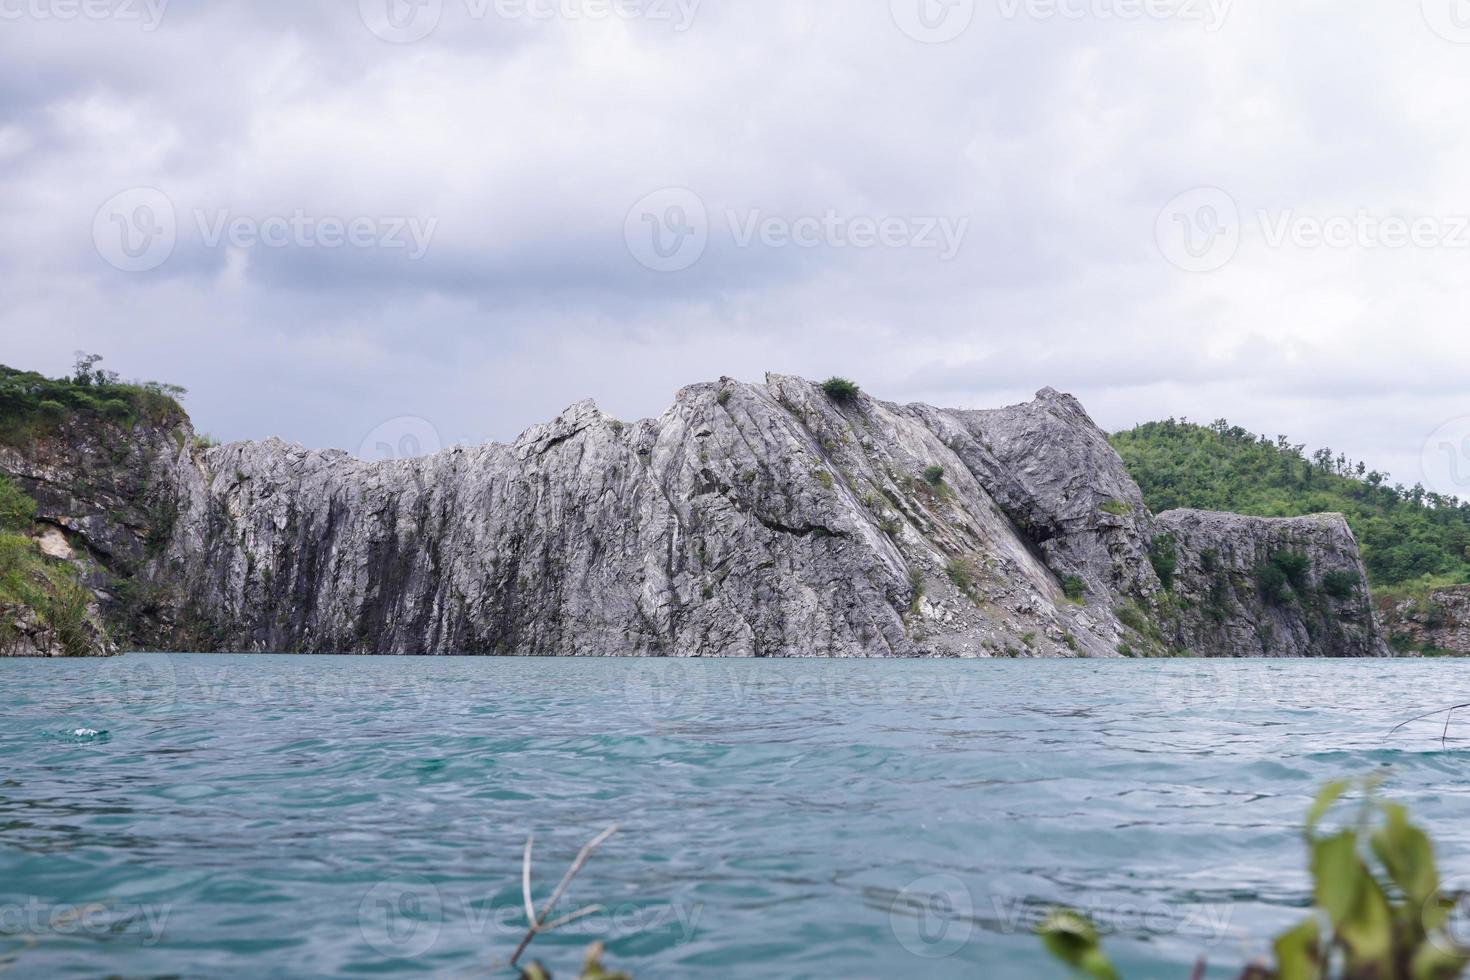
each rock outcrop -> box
[1155,510,1384,658]
[0,374,1390,658]
[0,598,115,658]
[1379,586,1470,655]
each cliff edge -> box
[0,372,1390,658]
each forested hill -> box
[1110,419,1470,590]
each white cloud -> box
[0,0,1467,492]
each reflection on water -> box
[2,655,1469,978]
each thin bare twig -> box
[1388,703,1470,749]
[507,824,620,969]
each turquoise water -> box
[2,656,1469,979]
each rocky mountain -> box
[0,372,1388,658]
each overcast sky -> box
[3,0,1469,492]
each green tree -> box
[1112,420,1470,589]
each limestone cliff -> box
[0,374,1390,658]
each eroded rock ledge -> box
[0,375,1389,658]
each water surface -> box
[2,655,1469,978]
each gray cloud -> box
[1,0,1467,493]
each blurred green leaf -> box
[1307,781,1351,835]
[1272,915,1323,980]
[1372,802,1440,907]
[1412,938,1470,980]
[1038,909,1119,980]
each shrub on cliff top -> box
[820,377,860,403]
[0,355,187,447]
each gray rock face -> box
[1380,586,1470,655]
[1155,510,1388,658]
[0,376,1389,658]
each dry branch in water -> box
[1389,702,1470,749]
[508,824,620,969]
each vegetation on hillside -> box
[0,475,98,656]
[1112,420,1470,591]
[0,352,187,447]
[1041,778,1470,979]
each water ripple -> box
[2,655,1470,978]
